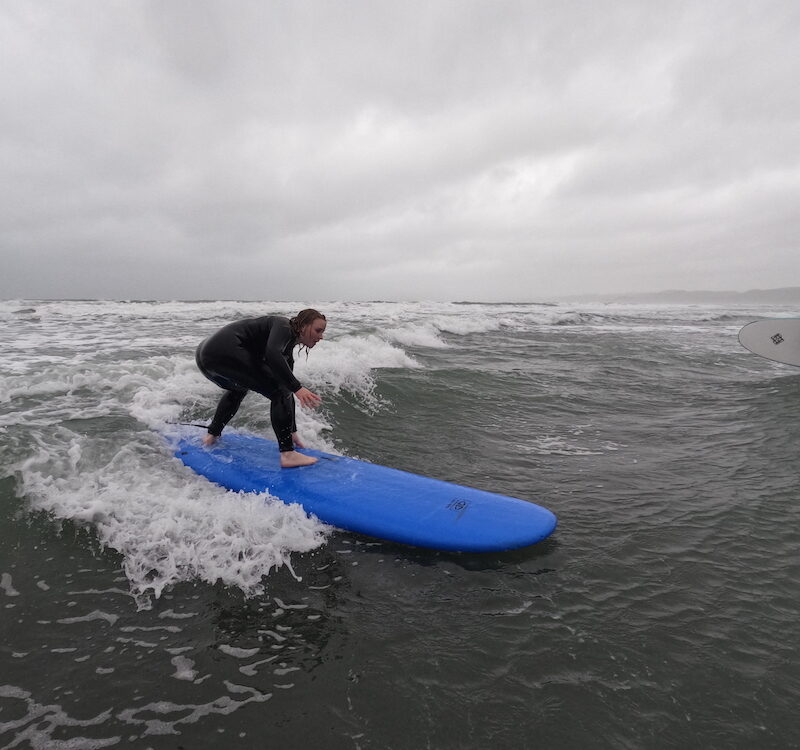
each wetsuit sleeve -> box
[263,321,302,393]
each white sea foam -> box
[239,655,279,676]
[17,429,330,610]
[299,335,420,378]
[57,610,120,626]
[115,682,272,735]
[385,323,449,348]
[1,572,20,597]
[0,685,120,748]
[171,655,198,681]
[515,434,618,457]
[218,645,261,659]
[432,314,503,335]
[159,609,198,620]
[295,335,419,413]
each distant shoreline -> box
[2,288,800,305]
[558,287,800,305]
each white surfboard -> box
[738,318,800,367]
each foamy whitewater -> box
[2,299,799,748]
[2,300,430,608]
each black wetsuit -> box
[195,316,302,451]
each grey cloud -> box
[1,0,799,301]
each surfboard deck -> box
[173,432,557,552]
[738,318,800,367]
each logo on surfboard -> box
[446,498,469,520]
[771,333,784,345]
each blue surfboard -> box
[173,432,557,552]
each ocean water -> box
[1,299,799,749]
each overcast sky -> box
[1,1,799,302]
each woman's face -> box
[299,318,326,348]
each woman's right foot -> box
[280,450,318,468]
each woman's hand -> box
[294,387,321,409]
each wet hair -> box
[290,308,326,356]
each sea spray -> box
[295,335,419,413]
[16,429,330,610]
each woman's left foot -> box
[280,450,317,468]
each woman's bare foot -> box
[202,434,219,447]
[280,450,318,468]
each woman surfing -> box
[195,309,326,467]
